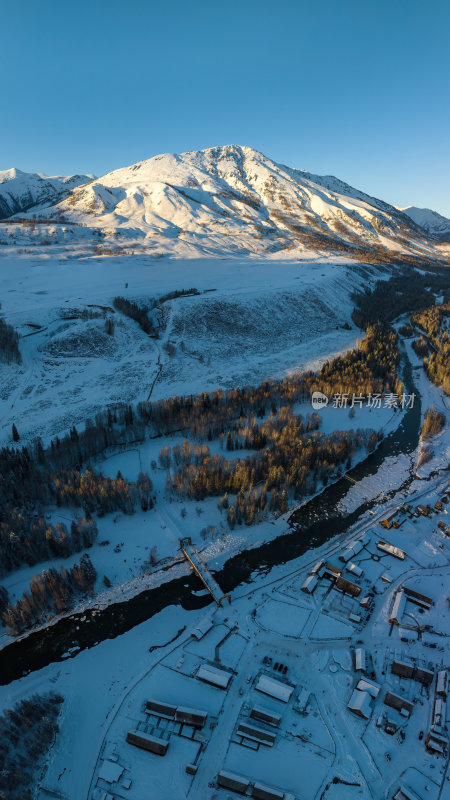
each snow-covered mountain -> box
[3,146,443,258]
[401,206,450,241]
[0,168,93,219]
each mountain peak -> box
[401,205,450,240]
[0,167,27,183]
[0,170,94,219]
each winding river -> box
[0,348,425,685]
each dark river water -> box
[0,349,424,686]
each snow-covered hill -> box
[0,168,93,219]
[401,205,450,241]
[10,145,439,259]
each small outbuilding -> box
[175,706,208,727]
[346,562,364,578]
[354,647,366,673]
[301,574,318,594]
[145,698,177,719]
[356,678,380,698]
[384,692,413,714]
[391,659,414,680]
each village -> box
[86,478,450,800]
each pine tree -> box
[12,423,19,442]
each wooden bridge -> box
[180,537,231,606]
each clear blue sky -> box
[2,0,449,215]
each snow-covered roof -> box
[255,674,294,703]
[390,590,406,623]
[98,760,124,783]
[346,562,363,577]
[301,574,318,592]
[356,678,381,698]
[355,648,366,671]
[196,663,232,689]
[192,618,214,639]
[252,781,284,800]
[377,540,406,559]
[437,670,447,696]
[347,689,372,719]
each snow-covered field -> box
[0,253,375,446]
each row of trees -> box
[412,337,429,358]
[0,692,63,800]
[113,296,157,336]
[158,412,322,471]
[2,553,97,634]
[0,514,97,577]
[421,407,446,437]
[49,469,152,514]
[0,316,21,364]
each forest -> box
[412,301,450,394]
[2,554,97,634]
[0,440,153,577]
[0,692,63,800]
[0,513,98,577]
[351,268,450,329]
[165,411,380,525]
[156,322,401,525]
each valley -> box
[0,146,449,800]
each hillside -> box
[4,145,444,261]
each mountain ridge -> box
[1,145,448,259]
[0,169,94,220]
[400,205,450,241]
